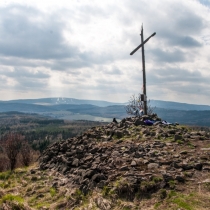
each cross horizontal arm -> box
[130,32,156,55]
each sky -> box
[0,0,210,104]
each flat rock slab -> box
[201,148,210,151]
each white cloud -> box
[0,0,210,105]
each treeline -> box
[20,119,64,124]
[23,129,78,152]
[0,112,109,171]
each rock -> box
[97,180,107,188]
[83,169,96,179]
[120,165,129,171]
[131,160,137,167]
[175,175,185,182]
[92,173,105,183]
[114,130,123,138]
[148,163,159,169]
[168,129,176,134]
[143,160,149,164]
[183,133,190,138]
[201,148,210,151]
[181,164,193,170]
[134,118,144,126]
[30,169,37,174]
[72,158,79,166]
[194,163,203,170]
[201,179,210,183]
[162,173,174,182]
[202,166,210,171]
[174,135,182,141]
[112,151,120,157]
[84,155,93,162]
[180,150,188,155]
[94,196,112,210]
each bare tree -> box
[0,156,9,172]
[125,93,155,116]
[20,140,32,167]
[1,133,23,171]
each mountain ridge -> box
[0,98,210,126]
[0,97,210,111]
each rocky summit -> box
[37,115,210,209]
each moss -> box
[177,140,184,144]
[152,176,163,183]
[186,141,195,148]
[122,207,132,210]
[1,194,24,204]
[172,197,192,210]
[50,187,57,197]
[168,190,177,198]
[73,189,85,201]
[102,185,111,196]
[154,202,161,208]
[35,202,50,209]
[168,180,176,189]
[161,137,174,142]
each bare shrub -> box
[20,141,32,167]
[1,133,23,171]
[0,156,9,172]
[125,93,155,116]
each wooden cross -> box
[130,25,156,115]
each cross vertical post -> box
[141,25,147,115]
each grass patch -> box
[187,142,195,149]
[50,187,57,197]
[154,202,161,208]
[168,190,177,198]
[163,192,209,210]
[177,140,184,144]
[159,189,167,199]
[152,176,163,183]
[168,180,176,189]
[172,197,193,210]
[0,171,12,180]
[35,202,50,209]
[73,189,86,201]
[102,185,111,196]
[161,137,174,142]
[1,194,24,204]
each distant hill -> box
[0,97,209,126]
[154,107,210,126]
[1,97,210,110]
[150,99,210,111]
[0,103,56,112]
[0,97,124,107]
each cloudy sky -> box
[0,0,210,104]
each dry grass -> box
[0,164,210,210]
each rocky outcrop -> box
[39,115,210,200]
